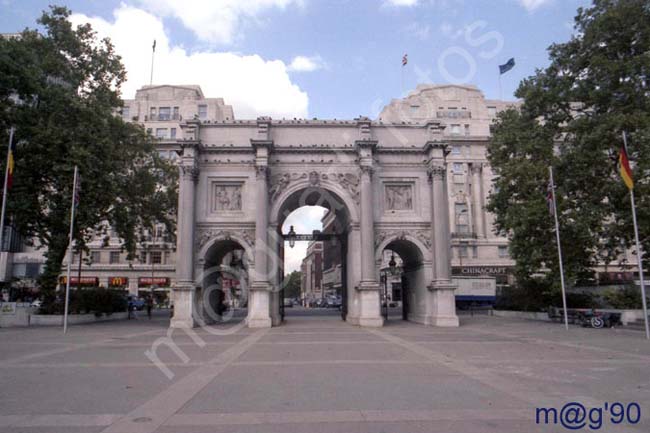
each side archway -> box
[375,234,432,323]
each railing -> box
[144,114,182,121]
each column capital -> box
[470,162,483,175]
[180,162,199,182]
[255,165,269,180]
[359,164,374,179]
[427,163,446,181]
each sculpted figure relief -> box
[213,185,243,211]
[385,185,413,210]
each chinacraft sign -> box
[138,277,170,287]
[456,266,509,276]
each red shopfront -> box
[58,276,99,287]
[138,277,170,289]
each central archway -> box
[268,174,362,325]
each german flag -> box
[618,145,634,190]
[6,130,15,190]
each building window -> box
[150,251,162,264]
[109,251,120,264]
[451,145,461,155]
[173,106,179,119]
[198,104,208,119]
[453,163,463,173]
[410,105,419,115]
[158,106,171,120]
[498,246,508,258]
[90,251,101,264]
[458,245,468,258]
[170,127,176,139]
[464,124,470,136]
[450,124,461,135]
[149,106,156,118]
[487,106,497,116]
[155,128,167,139]
[122,106,130,119]
[455,203,469,233]
[140,251,147,263]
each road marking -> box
[99,328,268,433]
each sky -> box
[0,0,591,272]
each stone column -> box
[171,146,198,329]
[425,141,459,327]
[471,163,485,238]
[355,135,383,327]
[248,132,273,328]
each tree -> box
[0,6,178,298]
[487,0,650,294]
[284,271,302,299]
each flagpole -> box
[622,132,649,339]
[149,40,156,86]
[63,165,78,334]
[549,166,569,330]
[498,73,503,101]
[0,127,15,253]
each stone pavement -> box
[0,310,649,433]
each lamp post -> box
[287,225,296,249]
[382,252,397,321]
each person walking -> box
[146,296,153,319]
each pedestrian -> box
[146,296,153,319]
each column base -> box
[432,316,460,327]
[170,317,196,329]
[248,317,272,328]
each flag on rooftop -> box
[402,53,408,67]
[6,132,15,190]
[499,58,515,74]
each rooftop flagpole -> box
[149,39,156,86]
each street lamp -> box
[382,252,397,321]
[287,225,297,249]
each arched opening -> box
[197,239,249,326]
[270,181,355,324]
[380,239,427,323]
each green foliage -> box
[487,0,650,290]
[0,6,178,296]
[38,287,128,316]
[284,271,302,298]
[603,286,645,309]
[495,279,600,312]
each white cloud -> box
[282,206,327,273]
[70,5,308,119]
[136,0,303,45]
[384,0,419,6]
[287,55,325,72]
[518,0,553,12]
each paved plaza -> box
[0,311,649,433]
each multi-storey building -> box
[300,240,323,302]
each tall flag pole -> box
[0,127,15,252]
[149,39,156,86]
[548,166,569,330]
[619,132,649,339]
[63,166,80,334]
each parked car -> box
[30,299,42,308]
[127,296,146,311]
[283,298,294,308]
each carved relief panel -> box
[211,182,243,213]
[383,182,415,212]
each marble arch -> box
[171,116,459,329]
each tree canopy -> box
[487,0,650,294]
[0,6,178,293]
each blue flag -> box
[499,58,515,75]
